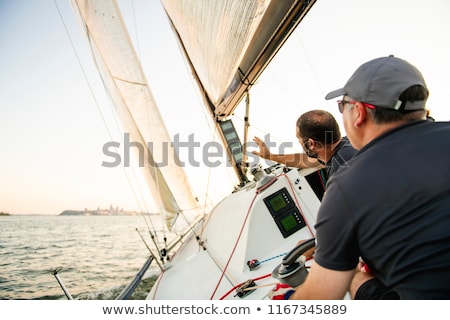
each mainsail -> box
[161,0,316,182]
[162,0,316,118]
[72,0,199,229]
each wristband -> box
[284,289,295,300]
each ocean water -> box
[0,215,168,300]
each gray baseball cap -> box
[325,55,427,110]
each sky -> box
[1,0,449,215]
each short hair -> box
[296,110,341,145]
[368,85,428,124]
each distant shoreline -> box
[0,210,156,216]
[59,209,148,216]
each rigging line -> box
[167,200,207,251]
[282,172,315,237]
[175,63,232,236]
[233,114,301,154]
[165,215,205,251]
[176,208,198,229]
[116,0,167,239]
[128,171,158,230]
[241,91,251,171]
[294,31,326,97]
[54,0,113,142]
[218,273,273,300]
[66,1,160,232]
[132,24,185,243]
[206,122,241,202]
[173,20,239,213]
[104,157,158,241]
[203,240,240,291]
[187,110,220,237]
[69,0,140,147]
[200,132,215,227]
[111,134,156,230]
[130,0,142,60]
[141,92,167,241]
[172,14,241,195]
[195,100,220,221]
[100,97,158,232]
[136,228,164,271]
[209,191,259,300]
[93,87,157,232]
[121,10,167,239]
[258,252,288,264]
[110,133,157,234]
[145,226,164,263]
[133,67,167,240]
[164,207,203,250]
[265,70,303,110]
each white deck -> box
[148,168,322,300]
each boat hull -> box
[147,167,322,300]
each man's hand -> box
[349,261,375,299]
[252,136,271,160]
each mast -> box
[161,0,316,185]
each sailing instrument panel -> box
[263,187,306,238]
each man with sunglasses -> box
[252,109,356,186]
[281,55,450,299]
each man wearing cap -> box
[280,55,450,299]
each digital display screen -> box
[225,131,238,141]
[221,121,233,131]
[264,187,305,238]
[280,213,298,232]
[269,194,287,212]
[233,152,243,162]
[230,142,241,153]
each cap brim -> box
[325,88,345,100]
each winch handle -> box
[282,238,316,266]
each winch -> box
[272,238,315,287]
[251,164,277,189]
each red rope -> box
[282,173,315,237]
[318,169,326,191]
[218,273,272,300]
[211,171,316,299]
[209,192,259,300]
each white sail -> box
[162,0,271,108]
[72,0,199,229]
[162,0,316,118]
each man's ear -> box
[305,138,315,149]
[354,103,368,128]
[309,138,323,150]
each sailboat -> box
[69,0,450,300]
[70,0,321,300]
